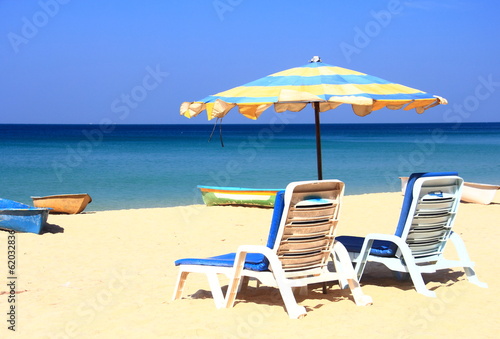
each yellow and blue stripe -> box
[181,60,446,120]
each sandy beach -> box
[1,191,498,338]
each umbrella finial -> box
[309,56,322,63]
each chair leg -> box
[407,270,436,297]
[172,270,189,301]
[463,267,488,288]
[276,283,308,319]
[330,250,349,289]
[173,269,232,308]
[265,255,307,319]
[226,246,307,319]
[354,238,375,281]
[359,235,437,297]
[397,246,436,298]
[449,232,488,288]
[224,250,248,309]
[206,272,225,308]
[333,242,373,306]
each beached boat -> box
[461,182,500,205]
[197,186,282,208]
[0,199,50,234]
[31,193,92,214]
[399,177,499,205]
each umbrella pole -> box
[313,102,323,180]
[314,102,327,293]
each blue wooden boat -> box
[0,199,51,234]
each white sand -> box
[0,192,498,338]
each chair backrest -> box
[396,172,463,261]
[264,189,286,250]
[269,180,345,278]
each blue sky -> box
[1,0,499,124]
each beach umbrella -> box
[180,56,447,180]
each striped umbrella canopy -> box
[181,56,447,179]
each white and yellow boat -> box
[197,186,282,208]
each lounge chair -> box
[172,180,373,319]
[337,172,488,297]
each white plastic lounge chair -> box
[172,180,373,319]
[337,172,488,297]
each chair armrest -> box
[234,245,282,271]
[361,233,411,257]
[364,233,402,243]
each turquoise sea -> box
[1,123,499,211]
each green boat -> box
[197,186,282,208]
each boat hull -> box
[197,186,282,208]
[0,199,50,234]
[31,194,92,214]
[461,182,500,205]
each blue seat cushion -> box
[174,190,286,272]
[336,235,397,257]
[175,252,269,271]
